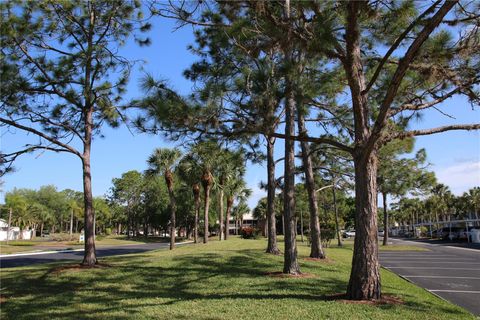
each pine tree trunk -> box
[300,213,304,243]
[81,148,97,266]
[382,191,389,246]
[347,152,381,300]
[266,136,281,254]
[332,182,342,247]
[297,114,325,258]
[283,81,300,275]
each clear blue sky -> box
[2,17,479,208]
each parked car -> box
[343,229,355,238]
[378,229,385,237]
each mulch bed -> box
[47,262,112,275]
[326,293,404,305]
[264,271,317,278]
[304,257,334,263]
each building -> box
[0,219,33,241]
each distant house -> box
[0,219,33,241]
[227,212,259,234]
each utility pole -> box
[7,207,12,244]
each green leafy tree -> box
[1,0,150,266]
[110,170,145,238]
[377,139,436,245]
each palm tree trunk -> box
[166,171,176,250]
[202,172,212,244]
[219,183,225,241]
[70,208,74,236]
[193,184,200,244]
[225,196,233,240]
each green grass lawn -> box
[0,237,472,320]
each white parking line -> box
[380,255,445,257]
[401,275,480,280]
[382,259,478,262]
[428,290,480,294]
[384,261,480,264]
[385,267,480,270]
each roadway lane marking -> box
[0,241,193,258]
[445,246,480,253]
[401,275,480,280]
[385,267,480,270]
[428,290,480,293]
[0,248,85,258]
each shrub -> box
[50,233,77,241]
[321,229,335,248]
[240,227,261,239]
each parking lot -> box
[380,239,480,316]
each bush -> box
[240,227,261,239]
[50,233,77,241]
[321,229,335,248]
[105,228,112,235]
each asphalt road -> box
[380,238,480,316]
[0,242,191,268]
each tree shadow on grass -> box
[0,248,468,320]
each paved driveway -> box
[0,241,192,268]
[380,238,480,316]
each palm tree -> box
[218,151,246,240]
[466,187,480,226]
[225,178,252,238]
[177,154,203,243]
[431,184,452,233]
[190,142,222,244]
[146,148,182,250]
[232,200,250,234]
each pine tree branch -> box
[388,87,462,116]
[0,117,83,159]
[393,124,480,140]
[270,132,354,154]
[363,0,442,94]
[367,0,458,155]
